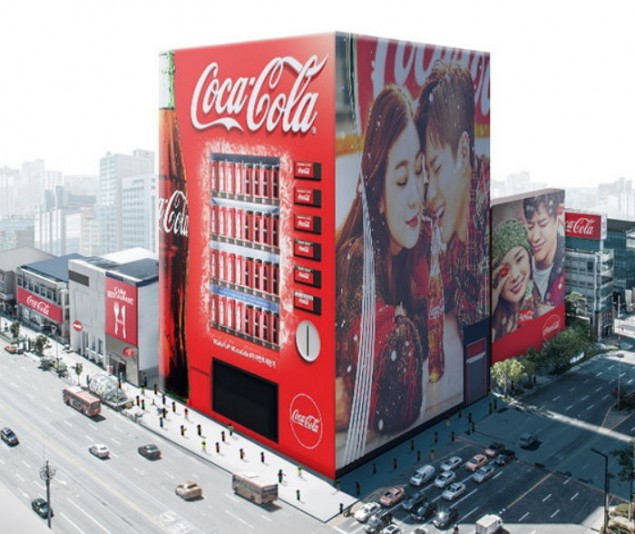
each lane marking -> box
[518,511,530,521]
[551,508,560,518]
[60,511,87,533]
[542,493,552,502]
[67,497,112,533]
[586,403,596,411]
[226,510,254,529]
[570,492,579,501]
[552,395,561,402]
[163,471,175,479]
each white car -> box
[381,525,401,534]
[410,464,435,486]
[89,444,110,459]
[472,465,496,484]
[434,470,456,488]
[440,456,463,471]
[355,502,381,523]
[442,482,467,501]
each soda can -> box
[272,215,279,247]
[227,253,235,284]
[226,298,234,330]
[210,293,218,325]
[272,263,279,295]
[253,259,261,291]
[234,300,244,332]
[271,313,279,345]
[272,166,279,199]
[234,255,243,286]
[245,164,252,196]
[218,250,226,281]
[244,210,252,242]
[226,207,235,239]
[210,248,218,279]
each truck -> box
[475,514,504,534]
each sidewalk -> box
[2,319,499,523]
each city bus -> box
[62,386,101,417]
[231,471,278,504]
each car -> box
[401,488,427,512]
[4,344,18,354]
[379,486,405,507]
[89,443,110,459]
[440,456,463,471]
[31,498,53,518]
[472,464,496,483]
[413,529,429,534]
[0,427,19,446]
[410,499,437,522]
[138,443,161,460]
[175,481,203,500]
[355,502,381,523]
[364,510,393,533]
[410,464,435,486]
[465,453,488,472]
[442,482,467,501]
[519,432,538,449]
[434,470,456,488]
[432,507,459,529]
[381,525,401,534]
[495,449,516,466]
[484,442,505,458]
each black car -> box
[138,444,161,460]
[410,499,437,522]
[495,449,516,466]
[401,488,427,512]
[0,427,18,446]
[432,507,459,530]
[31,498,53,518]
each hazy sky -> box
[2,1,634,188]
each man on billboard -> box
[522,191,565,307]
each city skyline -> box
[2,1,634,188]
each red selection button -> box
[294,187,321,207]
[294,214,321,234]
[294,291,322,314]
[294,240,321,261]
[294,161,321,180]
[294,266,321,288]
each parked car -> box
[465,453,488,472]
[440,455,463,471]
[31,498,53,518]
[413,529,429,534]
[381,525,401,534]
[364,510,393,533]
[484,442,505,458]
[379,486,405,507]
[401,488,427,512]
[0,427,19,446]
[410,499,437,522]
[519,432,538,449]
[434,470,456,488]
[4,344,18,354]
[472,465,496,483]
[495,449,516,466]
[355,502,381,523]
[432,507,459,529]
[175,481,203,500]
[410,464,435,486]
[442,482,467,501]
[138,444,161,460]
[89,443,110,459]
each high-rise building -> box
[98,150,154,254]
[122,173,157,253]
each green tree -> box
[566,291,587,319]
[612,442,635,522]
[491,358,524,395]
[33,335,48,356]
[74,362,83,385]
[9,321,20,340]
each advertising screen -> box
[17,287,63,323]
[105,277,138,346]
[565,210,607,240]
[491,189,566,363]
[334,36,490,467]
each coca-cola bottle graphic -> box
[428,220,445,383]
[159,51,189,398]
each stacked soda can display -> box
[209,154,281,349]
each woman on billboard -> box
[335,85,429,463]
[491,219,552,341]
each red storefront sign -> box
[17,287,63,323]
[565,211,606,240]
[73,320,83,332]
[105,277,138,346]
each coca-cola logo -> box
[26,295,51,316]
[542,314,562,340]
[565,215,599,239]
[122,346,137,358]
[73,320,83,332]
[289,393,323,450]
[190,55,328,134]
[158,190,189,237]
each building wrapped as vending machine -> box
[159,33,490,478]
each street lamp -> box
[591,447,609,533]
[39,459,56,528]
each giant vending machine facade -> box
[159,33,490,478]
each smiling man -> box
[522,191,565,306]
[415,61,490,339]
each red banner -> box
[105,277,138,346]
[565,211,606,240]
[17,287,63,323]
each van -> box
[409,464,435,486]
[475,513,504,534]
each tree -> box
[566,291,587,319]
[33,335,49,356]
[521,356,537,386]
[9,321,20,341]
[491,358,525,395]
[74,362,83,386]
[612,442,635,522]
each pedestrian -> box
[141,399,145,411]
[162,393,166,404]
[180,425,185,436]
[136,395,140,406]
[417,449,421,462]
[410,438,414,451]
[434,431,438,443]
[339,502,344,514]
[296,489,301,501]
[159,417,164,428]
[372,462,377,475]
[392,458,397,470]
[172,401,176,413]
[215,441,220,454]
[184,407,189,420]
[260,451,265,463]
[221,430,226,443]
[239,448,245,460]
[140,385,145,396]
[154,383,158,395]
[228,423,234,437]
[197,424,202,436]
[355,481,361,496]
[430,448,435,460]
[277,469,284,483]
[297,465,303,478]
[201,440,206,452]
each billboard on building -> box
[565,210,607,240]
[158,33,490,478]
[105,277,138,346]
[491,189,566,363]
[16,286,63,323]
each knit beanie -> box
[492,218,531,270]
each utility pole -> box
[591,448,609,534]
[39,459,56,529]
